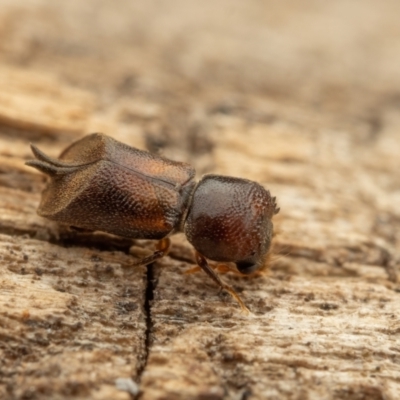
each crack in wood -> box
[136,264,155,399]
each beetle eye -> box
[236,261,259,275]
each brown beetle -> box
[26,133,279,311]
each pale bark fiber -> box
[0,1,400,400]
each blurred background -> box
[2,0,400,105]
[0,0,399,244]
[1,0,400,148]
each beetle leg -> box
[185,263,243,275]
[184,263,232,275]
[217,263,267,277]
[131,238,171,266]
[215,263,238,274]
[185,263,236,275]
[184,266,202,274]
[195,252,249,313]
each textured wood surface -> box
[0,1,400,399]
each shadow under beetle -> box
[26,133,279,311]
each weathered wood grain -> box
[0,1,400,399]
[141,109,400,399]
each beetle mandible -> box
[26,133,279,311]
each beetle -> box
[26,133,279,311]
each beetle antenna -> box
[272,196,280,214]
